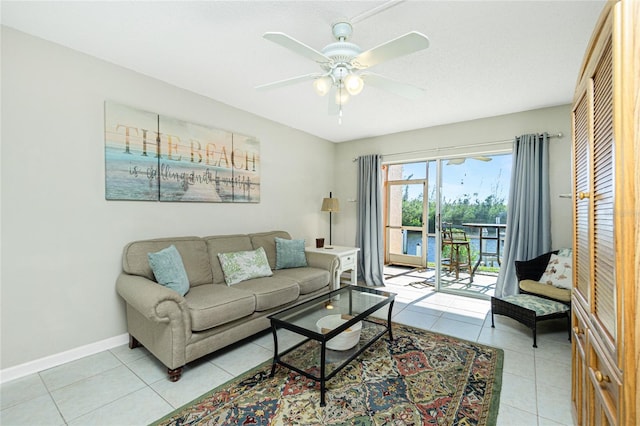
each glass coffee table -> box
[268,286,395,406]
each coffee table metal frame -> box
[268,286,395,406]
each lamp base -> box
[324,246,334,249]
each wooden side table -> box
[305,245,360,289]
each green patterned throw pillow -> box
[275,237,307,270]
[218,247,273,285]
[147,245,190,296]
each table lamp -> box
[321,192,339,246]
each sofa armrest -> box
[305,251,340,287]
[514,250,559,282]
[116,273,190,328]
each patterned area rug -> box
[153,322,503,425]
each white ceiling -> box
[1,1,605,143]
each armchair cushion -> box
[147,245,190,296]
[519,279,572,303]
[501,294,570,316]
[539,253,572,289]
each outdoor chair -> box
[441,224,471,280]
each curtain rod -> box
[352,132,563,162]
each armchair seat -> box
[519,279,571,303]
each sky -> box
[398,153,512,202]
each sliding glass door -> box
[383,154,511,299]
[436,154,511,298]
[385,163,427,268]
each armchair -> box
[515,250,571,305]
[491,250,572,347]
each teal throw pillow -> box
[147,245,190,296]
[275,237,307,270]
[218,247,273,285]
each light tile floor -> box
[1,279,573,425]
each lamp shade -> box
[313,77,332,96]
[321,197,340,212]
[344,73,364,95]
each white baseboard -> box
[0,333,129,384]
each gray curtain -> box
[356,154,385,287]
[495,133,551,297]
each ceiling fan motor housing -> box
[319,21,363,73]
[332,21,353,40]
[321,42,363,69]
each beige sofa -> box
[116,230,338,381]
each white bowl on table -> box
[316,314,363,351]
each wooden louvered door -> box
[590,37,617,352]
[571,87,591,426]
[588,34,622,426]
[572,92,590,306]
[570,1,639,424]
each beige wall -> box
[0,27,335,370]
[0,26,573,374]
[332,105,574,251]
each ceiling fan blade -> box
[328,87,339,115]
[263,32,331,64]
[447,158,465,165]
[255,73,320,91]
[354,31,429,69]
[473,156,493,162]
[361,73,425,100]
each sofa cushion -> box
[147,245,190,296]
[123,237,212,286]
[204,235,254,284]
[217,247,273,285]
[272,268,329,295]
[184,284,256,331]
[275,237,307,269]
[250,231,291,270]
[233,276,300,311]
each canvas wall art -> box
[104,101,260,202]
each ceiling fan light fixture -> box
[335,89,350,105]
[344,73,364,95]
[313,76,332,96]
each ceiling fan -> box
[446,156,493,165]
[255,21,429,120]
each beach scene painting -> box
[104,102,160,200]
[104,101,261,203]
[229,133,261,203]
